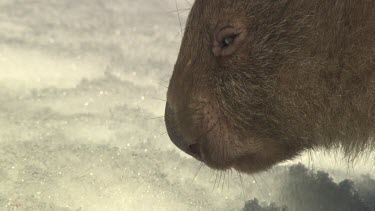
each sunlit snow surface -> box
[0,0,373,210]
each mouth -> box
[198,143,260,172]
[165,101,248,171]
[188,143,204,162]
[165,100,289,174]
[231,154,265,173]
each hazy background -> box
[0,0,373,210]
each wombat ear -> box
[212,26,247,57]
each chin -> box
[202,139,304,174]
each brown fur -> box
[165,0,375,173]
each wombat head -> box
[165,0,375,173]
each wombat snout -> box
[165,102,203,160]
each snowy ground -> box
[0,0,373,210]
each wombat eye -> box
[222,35,237,47]
[213,26,246,57]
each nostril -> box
[165,102,203,161]
[188,143,202,160]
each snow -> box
[0,0,373,210]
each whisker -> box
[165,108,205,130]
[252,159,272,197]
[145,116,165,120]
[167,8,191,14]
[191,162,204,182]
[183,0,192,6]
[221,170,226,192]
[177,27,187,36]
[236,170,247,202]
[256,173,272,198]
[252,174,267,199]
[167,101,208,130]
[227,169,232,191]
[175,101,206,116]
[212,170,219,192]
[218,171,224,192]
[174,0,183,36]
[152,81,168,89]
[150,97,167,102]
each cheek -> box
[199,102,222,134]
[197,100,256,166]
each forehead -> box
[186,0,248,28]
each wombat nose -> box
[187,143,202,161]
[165,102,202,160]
